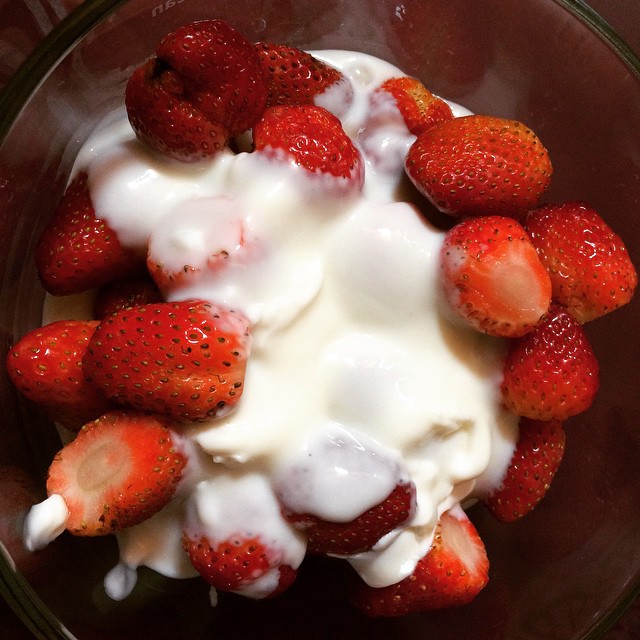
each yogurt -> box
[26,50,518,603]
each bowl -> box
[1,0,639,638]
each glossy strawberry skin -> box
[483,418,566,522]
[377,76,454,136]
[500,304,600,421]
[83,299,252,423]
[6,320,114,432]
[440,215,552,337]
[405,114,553,219]
[93,273,163,320]
[46,411,187,536]
[283,481,416,556]
[351,508,489,616]
[35,173,142,296]
[525,201,637,323]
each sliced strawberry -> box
[253,104,364,189]
[82,299,251,422]
[34,173,143,296]
[483,418,566,522]
[525,201,638,323]
[6,320,114,432]
[282,481,416,556]
[440,215,552,337]
[182,533,297,597]
[376,76,454,136]
[255,42,348,108]
[93,273,163,319]
[46,410,187,535]
[405,114,553,219]
[351,507,489,616]
[500,304,600,421]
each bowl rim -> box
[0,0,639,638]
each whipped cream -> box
[34,50,518,601]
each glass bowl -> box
[1,1,639,638]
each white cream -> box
[30,50,518,600]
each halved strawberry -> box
[6,319,114,432]
[525,201,638,323]
[282,481,416,556]
[500,304,600,421]
[255,42,349,109]
[351,507,489,616]
[35,173,143,296]
[82,299,252,422]
[182,533,297,598]
[93,273,163,319]
[376,76,453,136]
[253,104,364,189]
[46,410,187,536]
[126,20,268,161]
[482,418,566,522]
[440,215,552,337]
[405,114,553,219]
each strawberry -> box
[35,173,143,296]
[255,42,348,108]
[351,507,489,616]
[126,20,267,161]
[282,481,416,556]
[182,533,297,597]
[405,114,553,219]
[440,215,552,337]
[82,299,252,422]
[376,76,454,136]
[93,273,163,319]
[6,319,114,432]
[253,104,364,188]
[46,410,187,536]
[524,201,638,323]
[500,304,600,421]
[483,418,566,522]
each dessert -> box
[6,18,636,618]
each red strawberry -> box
[525,201,638,323]
[6,320,114,432]
[440,215,552,337]
[500,304,600,421]
[351,507,489,616]
[182,533,297,597]
[405,114,553,219]
[255,42,348,108]
[125,20,267,161]
[46,410,187,536]
[82,299,251,422]
[282,481,416,556]
[35,173,143,296]
[253,105,364,188]
[376,76,453,136]
[483,418,566,522]
[93,273,163,319]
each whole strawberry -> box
[405,114,553,219]
[6,319,114,432]
[376,76,453,136]
[83,299,252,422]
[440,215,552,337]
[525,201,637,323]
[126,20,268,161]
[282,481,416,556]
[46,410,187,535]
[35,173,142,296]
[253,104,364,189]
[351,507,489,616]
[483,418,566,522]
[501,304,599,421]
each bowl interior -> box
[1,0,640,638]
